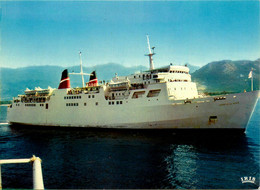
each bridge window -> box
[147,89,161,97]
[132,91,145,99]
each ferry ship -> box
[7,37,259,132]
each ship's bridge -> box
[149,65,191,83]
[111,65,192,85]
[150,65,189,74]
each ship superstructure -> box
[7,37,259,131]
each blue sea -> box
[0,100,259,189]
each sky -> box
[0,1,259,68]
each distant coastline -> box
[0,101,12,105]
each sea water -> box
[0,101,259,189]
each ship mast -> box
[69,51,90,88]
[145,35,155,70]
[79,52,85,87]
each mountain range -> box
[192,59,259,93]
[0,59,259,100]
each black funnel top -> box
[61,69,69,80]
[90,71,96,81]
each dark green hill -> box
[191,59,260,93]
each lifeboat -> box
[109,81,130,91]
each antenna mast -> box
[79,52,85,87]
[145,35,155,70]
[69,51,90,88]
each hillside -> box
[191,59,260,93]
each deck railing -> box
[0,155,44,190]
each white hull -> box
[7,90,259,130]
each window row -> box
[64,96,81,100]
[134,74,152,79]
[173,87,193,90]
[132,89,161,99]
[88,95,95,98]
[144,81,151,85]
[65,102,99,107]
[169,71,188,74]
[168,79,188,82]
[25,104,36,107]
[66,103,79,106]
[108,101,123,105]
[113,92,125,96]
[64,95,96,100]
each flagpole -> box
[248,69,253,92]
[251,71,253,91]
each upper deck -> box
[112,65,192,84]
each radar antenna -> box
[69,51,92,88]
[145,35,155,70]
